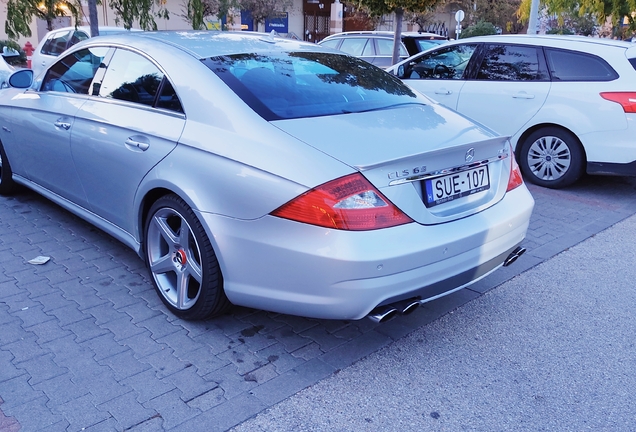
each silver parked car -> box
[0,31,534,322]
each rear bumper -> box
[198,184,534,320]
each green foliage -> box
[518,0,636,37]
[5,0,81,40]
[460,20,497,38]
[109,0,170,30]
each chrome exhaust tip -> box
[367,306,399,323]
[503,246,526,267]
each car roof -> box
[449,34,634,49]
[321,30,445,40]
[78,30,335,59]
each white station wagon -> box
[389,35,636,188]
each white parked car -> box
[388,35,636,188]
[31,26,139,77]
[0,31,534,322]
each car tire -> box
[518,127,585,189]
[0,140,17,195]
[144,194,231,320]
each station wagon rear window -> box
[545,48,618,81]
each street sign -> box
[455,10,465,23]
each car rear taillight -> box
[271,173,413,230]
[600,92,636,113]
[507,145,524,191]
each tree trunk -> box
[391,7,404,66]
[88,0,99,36]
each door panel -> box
[399,43,479,110]
[9,92,88,205]
[457,44,551,137]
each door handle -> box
[513,92,535,99]
[54,120,71,130]
[125,137,150,151]
[434,89,452,95]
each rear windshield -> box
[203,52,419,120]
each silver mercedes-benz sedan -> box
[0,31,534,322]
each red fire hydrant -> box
[23,41,34,69]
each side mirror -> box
[397,65,405,79]
[8,69,34,88]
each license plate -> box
[424,166,490,207]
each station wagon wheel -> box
[0,140,17,195]
[518,127,585,189]
[144,194,230,320]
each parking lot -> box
[1,173,636,431]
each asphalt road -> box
[231,201,636,431]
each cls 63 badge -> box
[388,166,427,180]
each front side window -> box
[545,48,618,81]
[476,44,547,81]
[41,47,109,94]
[403,44,478,80]
[204,52,419,120]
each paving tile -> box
[63,317,110,343]
[173,346,231,376]
[120,330,166,358]
[186,387,225,412]
[203,364,258,400]
[174,391,267,432]
[46,303,88,327]
[142,348,189,379]
[99,349,152,381]
[11,304,56,328]
[216,342,270,376]
[0,375,46,409]
[121,301,163,324]
[252,342,306,375]
[2,395,66,431]
[121,369,176,404]
[33,373,90,405]
[97,391,158,430]
[52,393,112,431]
[0,351,26,383]
[18,353,68,385]
[138,313,182,339]
[0,319,31,346]
[3,335,49,363]
[100,316,146,341]
[81,333,129,361]
[161,365,220,402]
[99,286,140,310]
[143,388,200,430]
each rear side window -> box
[476,44,547,81]
[97,49,183,112]
[40,30,72,56]
[319,39,341,50]
[375,38,407,57]
[545,48,618,81]
[338,38,369,56]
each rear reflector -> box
[600,92,636,113]
[271,173,413,230]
